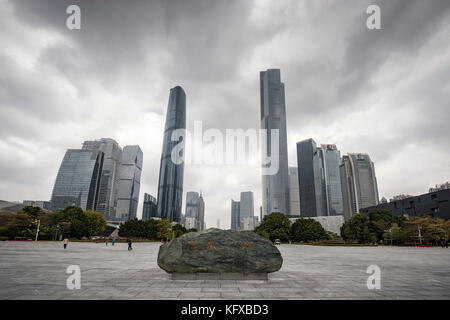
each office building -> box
[241,216,255,231]
[340,153,379,220]
[116,145,143,221]
[185,191,205,231]
[296,138,324,217]
[156,86,186,223]
[231,200,240,230]
[82,138,122,220]
[288,167,300,216]
[50,149,104,211]
[318,144,344,216]
[260,69,289,216]
[361,188,450,220]
[142,193,157,221]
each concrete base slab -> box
[171,273,269,281]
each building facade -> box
[260,69,290,217]
[156,86,186,223]
[231,200,240,230]
[318,144,344,216]
[296,138,324,217]
[50,149,104,211]
[184,191,204,231]
[142,193,157,221]
[340,153,379,220]
[116,145,143,221]
[22,200,51,210]
[288,167,301,216]
[240,191,255,230]
[82,138,122,221]
[361,188,450,220]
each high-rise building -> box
[340,153,379,220]
[318,144,344,216]
[241,216,255,231]
[50,149,104,211]
[260,69,289,217]
[240,191,255,230]
[288,167,300,216]
[296,139,324,217]
[231,200,240,230]
[82,138,122,220]
[198,193,205,231]
[157,86,186,223]
[116,145,143,221]
[184,191,204,231]
[142,193,157,221]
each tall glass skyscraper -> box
[116,145,143,221]
[142,193,157,221]
[340,153,379,220]
[296,138,324,217]
[230,200,240,231]
[318,144,344,216]
[185,191,205,231]
[260,69,289,217]
[156,86,186,223]
[82,138,122,220]
[288,167,301,216]
[50,149,104,211]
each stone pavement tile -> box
[202,287,239,292]
[186,282,220,288]
[221,292,264,299]
[179,291,221,298]
[165,287,202,292]
[135,291,180,298]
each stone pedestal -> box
[171,273,268,280]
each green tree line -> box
[0,206,106,240]
[117,218,197,240]
[341,209,450,245]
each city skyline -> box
[1,0,449,229]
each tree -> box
[172,224,187,238]
[22,206,44,220]
[157,219,171,240]
[144,219,159,239]
[291,218,329,242]
[119,218,146,237]
[85,210,106,237]
[52,207,89,239]
[341,213,371,243]
[255,212,291,241]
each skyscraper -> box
[318,144,344,216]
[116,145,143,221]
[240,191,255,230]
[260,69,289,217]
[157,86,186,223]
[50,149,104,211]
[340,153,379,220]
[231,200,240,231]
[198,193,205,231]
[297,138,324,217]
[288,167,300,216]
[185,191,204,231]
[142,193,157,221]
[82,138,122,220]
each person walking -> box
[127,238,133,251]
[105,238,108,246]
[63,238,69,249]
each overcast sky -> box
[1,0,449,228]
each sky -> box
[0,0,449,229]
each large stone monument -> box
[157,228,282,280]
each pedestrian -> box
[127,238,133,251]
[63,238,69,249]
[112,238,116,246]
[105,238,108,246]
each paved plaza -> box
[0,241,449,300]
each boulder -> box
[157,228,282,273]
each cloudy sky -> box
[1,0,449,228]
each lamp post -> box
[35,220,40,242]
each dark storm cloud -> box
[1,0,449,226]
